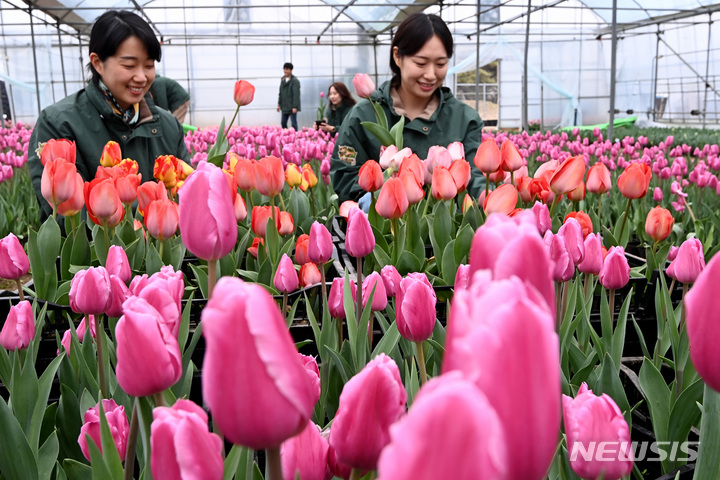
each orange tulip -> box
[225,152,241,176]
[399,170,424,205]
[645,206,674,242]
[137,181,168,217]
[234,194,247,223]
[145,199,180,241]
[253,156,285,197]
[375,177,409,220]
[529,177,553,204]
[488,169,508,184]
[339,201,359,218]
[57,172,85,217]
[473,138,501,174]
[431,166,457,200]
[115,173,141,205]
[251,205,281,238]
[500,140,524,172]
[398,154,424,186]
[233,80,255,106]
[285,163,302,188]
[84,178,124,227]
[449,159,471,192]
[40,138,76,166]
[564,211,593,238]
[617,163,652,199]
[358,160,384,192]
[299,262,322,288]
[295,234,310,265]
[586,163,612,194]
[483,184,518,215]
[100,141,122,167]
[279,211,295,236]
[302,164,318,189]
[516,175,534,203]
[154,155,182,189]
[41,158,78,208]
[534,160,559,183]
[234,157,255,192]
[567,181,585,202]
[247,236,264,259]
[550,155,585,195]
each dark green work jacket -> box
[278,75,301,114]
[325,102,352,129]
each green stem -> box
[355,256,363,325]
[597,193,603,230]
[93,314,108,399]
[617,197,632,244]
[153,392,165,407]
[207,260,217,299]
[282,291,288,325]
[337,317,344,349]
[320,266,327,318]
[225,104,241,140]
[278,193,287,212]
[675,283,689,399]
[549,195,561,219]
[555,282,563,333]
[103,224,110,256]
[390,218,398,266]
[309,186,317,217]
[349,469,363,480]
[265,446,283,480]
[15,279,24,302]
[560,281,570,330]
[123,399,139,480]
[158,240,165,263]
[416,341,428,385]
[609,288,616,329]
[421,187,431,218]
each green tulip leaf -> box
[38,430,59,480]
[694,384,720,480]
[453,223,474,265]
[189,264,209,299]
[389,115,405,149]
[61,459,93,480]
[0,396,39,480]
[360,121,395,147]
[441,241,457,285]
[372,321,400,359]
[639,357,671,444]
[370,100,389,131]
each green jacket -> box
[28,80,190,219]
[150,75,190,112]
[278,75,301,114]
[325,102,352,129]
[331,80,484,203]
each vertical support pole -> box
[522,0,531,131]
[29,6,42,115]
[702,14,713,129]
[57,21,68,97]
[183,0,193,125]
[475,0,481,114]
[652,28,661,121]
[607,0,618,141]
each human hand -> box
[358,192,371,213]
[319,122,334,133]
[276,106,280,112]
[292,108,298,114]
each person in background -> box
[277,62,301,130]
[331,13,484,204]
[27,9,190,220]
[150,74,190,123]
[316,81,356,135]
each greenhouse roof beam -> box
[316,0,367,42]
[596,3,720,35]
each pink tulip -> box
[105,275,131,318]
[599,246,630,290]
[281,421,332,480]
[201,277,317,449]
[469,212,555,315]
[454,264,471,290]
[666,238,705,284]
[115,296,182,397]
[299,354,321,406]
[274,254,299,293]
[352,73,375,99]
[69,267,112,315]
[473,138,501,174]
[653,187,663,202]
[151,399,224,480]
[106,245,131,284]
[686,253,720,391]
[0,233,30,280]
[380,265,401,298]
[0,301,34,350]
[308,221,333,265]
[447,141,465,161]
[179,162,237,261]
[362,272,387,312]
[578,233,604,275]
[443,275,560,480]
[396,273,437,342]
[129,266,184,337]
[376,373,507,480]
[558,217,585,266]
[328,277,356,319]
[78,399,129,462]
[345,209,375,258]
[329,354,406,470]
[547,233,575,282]
[563,383,633,480]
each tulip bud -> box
[41,158,78,208]
[564,211,593,238]
[362,272,388,312]
[500,139,524,172]
[299,262,322,288]
[328,277,356,319]
[532,201,552,236]
[40,138,76,166]
[84,178,124,228]
[380,265,401,298]
[0,233,30,280]
[274,254,299,293]
[396,273,436,342]
[586,162,612,194]
[483,184,518,215]
[473,138,501,174]
[308,221,333,265]
[686,253,720,391]
[100,141,122,167]
[106,245,131,284]
[345,209,375,258]
[280,421,331,480]
[550,155,585,195]
[279,211,295,236]
[431,166,458,200]
[285,163,302,188]
[558,217,585,265]
[0,301,34,350]
[253,156,285,197]
[666,237,704,284]
[352,73,375,99]
[578,233,604,275]
[358,160,384,192]
[617,162,652,199]
[645,206,674,243]
[69,267,112,315]
[547,233,575,282]
[375,177,409,220]
[78,399,129,462]
[233,80,255,106]
[599,246,630,289]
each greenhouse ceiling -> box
[19,0,720,40]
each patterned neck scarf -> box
[98,80,140,126]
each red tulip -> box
[234,194,247,222]
[69,267,112,315]
[666,238,705,284]
[295,233,310,265]
[251,205,281,238]
[431,166,457,200]
[645,206,674,242]
[57,172,85,217]
[106,245,131,284]
[449,159,471,192]
[483,184,518,215]
[233,80,255,106]
[0,301,34,350]
[114,172,141,205]
[362,272,388,312]
[563,383,633,480]
[586,162,612,194]
[201,277,317,449]
[281,421,331,480]
[398,154,424,186]
[84,178,124,228]
[500,139,524,172]
[234,157,256,192]
[247,237,263,259]
[100,140,122,167]
[375,177,409,220]
[599,246,630,289]
[0,233,30,280]
[443,275,560,480]
[78,399,129,462]
[151,399,224,480]
[564,211,593,238]
[328,277,356,319]
[550,155,585,195]
[299,262,322,288]
[308,222,333,265]
[399,170,424,205]
[396,273,436,342]
[345,209,375,258]
[279,211,295,236]
[686,253,720,391]
[567,181,585,202]
[40,138,76,166]
[253,156,285,197]
[144,199,179,241]
[352,73,375,99]
[617,162,652,199]
[137,181,168,217]
[473,138,501,174]
[41,158,78,208]
[358,160,384,192]
[179,162,238,261]
[329,354,406,470]
[376,373,507,480]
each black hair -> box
[389,13,453,88]
[86,10,161,83]
[328,82,356,109]
[283,62,294,70]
